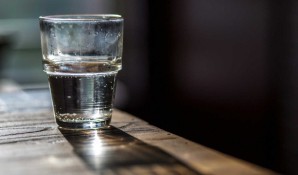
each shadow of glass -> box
[59,125,201,175]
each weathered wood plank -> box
[0,89,279,175]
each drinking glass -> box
[39,14,123,129]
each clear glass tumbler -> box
[39,14,124,129]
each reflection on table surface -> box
[59,126,201,175]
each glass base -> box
[56,118,111,130]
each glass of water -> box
[39,15,123,129]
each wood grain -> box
[0,89,279,175]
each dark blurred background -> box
[0,0,297,174]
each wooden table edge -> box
[113,109,280,175]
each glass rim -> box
[39,14,123,21]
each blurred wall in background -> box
[0,0,297,174]
[146,0,297,174]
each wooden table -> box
[0,88,279,175]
